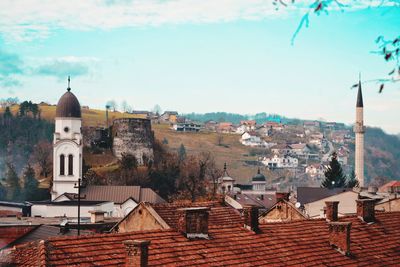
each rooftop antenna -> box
[67,76,71,92]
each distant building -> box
[217,122,234,133]
[160,111,178,123]
[204,120,218,131]
[305,164,325,178]
[251,168,267,192]
[262,154,298,169]
[241,131,262,146]
[259,192,306,223]
[236,120,256,134]
[216,163,235,194]
[172,122,201,132]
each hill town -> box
[0,0,400,266]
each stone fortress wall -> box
[112,118,154,165]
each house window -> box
[68,155,73,175]
[60,154,65,175]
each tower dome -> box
[252,168,266,182]
[56,78,81,118]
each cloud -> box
[33,57,93,80]
[0,49,24,87]
[0,0,394,42]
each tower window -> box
[64,127,69,133]
[68,155,74,175]
[60,154,65,175]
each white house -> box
[262,154,298,169]
[289,143,311,157]
[305,164,325,178]
[30,200,114,218]
[241,132,262,146]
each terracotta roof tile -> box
[4,212,400,266]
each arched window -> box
[68,155,74,175]
[60,154,65,175]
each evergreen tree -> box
[321,152,347,189]
[0,182,6,200]
[4,162,21,201]
[346,169,359,188]
[178,144,187,162]
[21,164,39,201]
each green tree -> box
[4,162,21,201]
[21,164,39,201]
[321,152,346,189]
[346,169,359,188]
[178,144,187,162]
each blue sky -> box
[0,1,399,133]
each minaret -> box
[52,77,83,200]
[354,78,365,187]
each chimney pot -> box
[328,222,352,256]
[325,201,339,222]
[177,207,210,239]
[123,239,151,267]
[356,199,375,223]
[243,205,260,233]
[275,192,290,202]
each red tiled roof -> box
[152,201,243,229]
[4,212,400,266]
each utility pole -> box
[74,178,86,236]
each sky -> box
[0,0,399,134]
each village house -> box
[379,180,400,193]
[159,111,178,123]
[240,131,263,146]
[289,143,311,157]
[264,121,284,131]
[217,122,234,133]
[204,120,218,131]
[270,143,292,155]
[235,120,256,134]
[305,163,326,178]
[53,186,165,217]
[261,154,298,169]
[172,122,201,132]
[5,199,400,266]
[259,192,306,223]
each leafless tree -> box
[30,140,53,178]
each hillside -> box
[1,105,399,186]
[2,104,145,127]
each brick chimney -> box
[325,201,339,222]
[243,205,260,233]
[356,199,375,223]
[123,240,151,267]
[177,207,210,239]
[328,222,352,256]
[89,210,106,223]
[275,192,290,202]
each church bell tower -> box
[51,77,83,200]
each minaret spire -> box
[67,76,71,92]
[356,74,363,108]
[354,74,365,187]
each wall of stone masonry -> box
[112,118,154,165]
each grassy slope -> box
[152,123,263,183]
[0,104,292,184]
[3,104,145,127]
